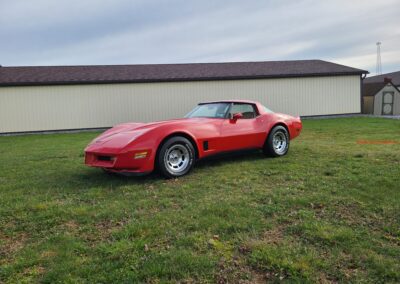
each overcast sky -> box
[1,0,399,75]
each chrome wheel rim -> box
[164,144,190,174]
[273,131,287,154]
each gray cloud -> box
[1,0,399,75]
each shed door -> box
[382,92,394,115]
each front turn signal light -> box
[134,151,148,159]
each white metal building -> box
[0,60,367,133]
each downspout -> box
[360,73,367,114]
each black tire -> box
[157,136,195,178]
[263,126,290,157]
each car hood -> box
[86,117,213,151]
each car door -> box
[219,103,265,151]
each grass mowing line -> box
[0,117,399,283]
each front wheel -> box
[263,126,290,157]
[157,136,195,178]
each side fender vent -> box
[203,141,209,151]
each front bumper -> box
[85,149,154,174]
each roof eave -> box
[0,71,368,87]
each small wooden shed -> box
[362,79,400,115]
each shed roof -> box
[0,60,367,87]
[363,81,400,97]
[363,82,388,97]
[364,71,400,86]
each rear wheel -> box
[157,136,195,178]
[263,126,289,157]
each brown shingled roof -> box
[364,71,400,86]
[363,81,400,97]
[363,82,387,97]
[0,60,367,87]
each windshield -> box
[185,103,230,118]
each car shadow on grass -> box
[71,150,267,188]
[195,149,266,169]
[78,169,158,183]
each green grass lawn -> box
[0,117,399,283]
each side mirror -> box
[231,112,243,121]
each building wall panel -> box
[0,75,361,133]
[363,97,374,114]
[374,92,383,115]
[392,89,400,115]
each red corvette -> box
[85,100,302,178]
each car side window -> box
[229,103,257,119]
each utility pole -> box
[376,42,382,75]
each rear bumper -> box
[85,149,155,174]
[289,118,302,139]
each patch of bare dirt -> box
[64,220,79,231]
[20,265,46,279]
[317,272,338,284]
[40,250,57,259]
[95,219,127,234]
[0,231,28,263]
[214,257,266,284]
[83,218,130,244]
[262,225,285,245]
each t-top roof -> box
[0,60,368,87]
